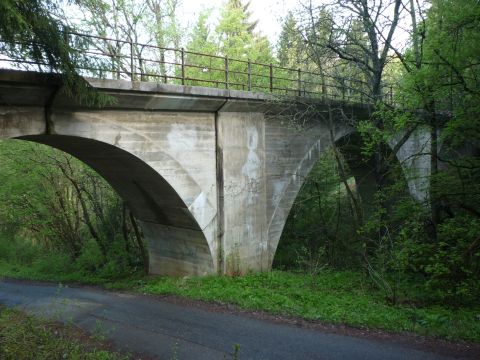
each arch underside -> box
[15,134,214,276]
[266,119,429,268]
[265,118,350,266]
[265,119,375,268]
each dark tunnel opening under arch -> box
[271,131,409,271]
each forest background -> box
[0,0,479,343]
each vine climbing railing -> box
[0,31,394,105]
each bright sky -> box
[62,0,416,51]
[178,0,298,44]
[178,0,414,51]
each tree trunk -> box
[129,211,149,275]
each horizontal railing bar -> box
[0,33,398,105]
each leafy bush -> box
[0,140,147,281]
[0,307,127,360]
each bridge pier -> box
[217,111,269,274]
[139,222,214,276]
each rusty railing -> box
[0,31,395,104]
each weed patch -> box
[0,306,128,359]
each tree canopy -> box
[0,0,109,106]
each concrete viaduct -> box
[0,70,431,276]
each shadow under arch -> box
[267,125,409,270]
[334,132,378,219]
[13,134,214,276]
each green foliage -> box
[184,9,221,87]
[0,236,142,284]
[0,140,146,281]
[184,0,275,91]
[357,161,480,305]
[0,307,127,359]
[277,12,304,69]
[75,0,183,82]
[356,0,480,305]
[275,149,362,272]
[390,214,480,304]
[2,267,479,343]
[216,0,271,61]
[0,0,111,106]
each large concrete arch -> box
[265,117,354,268]
[19,135,214,276]
[265,115,432,269]
[1,106,217,276]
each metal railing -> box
[0,31,394,104]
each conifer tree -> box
[184,9,219,86]
[214,0,274,90]
[277,12,304,69]
[0,0,108,106]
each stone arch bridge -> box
[0,70,431,276]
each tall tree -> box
[146,0,182,82]
[277,12,305,69]
[361,0,480,299]
[394,0,480,233]
[301,0,403,102]
[215,0,271,61]
[77,0,149,79]
[298,0,407,202]
[76,0,182,82]
[0,0,108,105]
[214,0,274,90]
[184,9,218,86]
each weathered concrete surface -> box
[264,117,355,268]
[22,129,216,276]
[0,69,433,275]
[218,111,269,273]
[389,128,433,203]
[0,106,46,138]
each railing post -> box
[269,63,273,93]
[390,85,393,105]
[181,48,185,85]
[225,56,229,89]
[248,60,252,91]
[297,68,302,97]
[130,39,134,81]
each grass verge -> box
[1,260,479,344]
[132,271,480,343]
[0,305,128,360]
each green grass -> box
[0,258,142,285]
[0,306,127,360]
[1,260,479,344]
[131,271,480,343]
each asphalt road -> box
[0,280,460,360]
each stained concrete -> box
[218,111,269,273]
[389,128,434,203]
[0,69,433,276]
